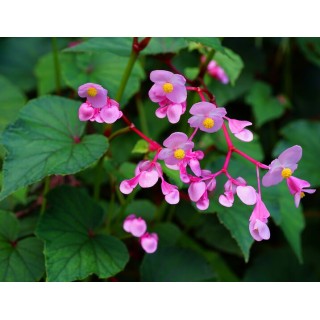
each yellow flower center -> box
[300,192,305,199]
[202,117,215,129]
[87,87,98,97]
[281,168,292,179]
[163,82,174,93]
[174,148,185,160]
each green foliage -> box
[36,187,129,281]
[0,96,108,200]
[245,81,286,127]
[0,210,45,281]
[131,139,149,154]
[297,38,320,67]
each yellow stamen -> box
[202,117,215,129]
[281,168,292,179]
[300,192,305,198]
[163,82,174,93]
[87,87,98,97]
[174,148,185,160]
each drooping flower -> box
[262,145,302,187]
[161,180,180,205]
[286,176,316,207]
[155,99,187,124]
[249,194,271,241]
[149,70,187,104]
[123,214,147,237]
[227,118,253,142]
[78,98,122,124]
[207,60,229,84]
[219,177,246,207]
[120,160,162,194]
[140,232,159,254]
[188,102,227,133]
[158,132,194,166]
[78,83,108,108]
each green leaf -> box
[36,186,129,282]
[0,38,53,91]
[0,96,109,201]
[0,210,45,281]
[140,246,215,281]
[274,120,320,187]
[0,75,26,133]
[297,38,320,67]
[161,164,184,188]
[65,37,188,56]
[125,200,156,222]
[151,223,182,247]
[210,201,254,262]
[131,139,149,154]
[34,52,67,95]
[61,51,145,106]
[185,37,225,53]
[245,81,285,127]
[214,48,244,85]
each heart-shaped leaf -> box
[36,186,129,282]
[0,95,109,201]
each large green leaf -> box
[245,81,285,127]
[65,37,188,56]
[0,210,45,281]
[61,51,144,106]
[274,120,320,187]
[214,48,244,85]
[140,246,215,281]
[36,186,129,282]
[0,75,26,133]
[0,96,109,201]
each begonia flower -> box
[227,118,253,142]
[155,99,186,124]
[123,214,147,237]
[140,233,159,254]
[78,83,108,108]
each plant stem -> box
[108,126,131,142]
[40,176,50,215]
[233,148,269,169]
[51,37,61,95]
[197,48,215,80]
[115,50,138,102]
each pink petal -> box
[262,167,283,187]
[100,106,121,124]
[228,118,252,134]
[219,194,233,207]
[255,220,270,240]
[188,181,206,202]
[150,70,173,83]
[196,193,209,210]
[189,158,202,176]
[162,132,189,149]
[189,102,217,116]
[167,103,183,124]
[140,233,158,254]
[155,106,167,119]
[165,189,180,204]
[78,103,94,121]
[278,145,302,167]
[235,129,253,142]
[123,214,136,233]
[158,148,174,161]
[167,85,187,104]
[149,84,166,102]
[119,175,140,194]
[130,218,147,237]
[199,115,223,133]
[236,186,257,205]
[171,74,186,86]
[139,170,159,188]
[249,220,263,241]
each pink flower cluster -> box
[78,83,122,124]
[201,56,229,84]
[123,215,158,253]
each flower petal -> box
[167,103,183,124]
[188,181,206,202]
[236,186,257,205]
[278,145,302,167]
[139,170,159,188]
[189,102,217,116]
[150,70,173,83]
[167,85,187,104]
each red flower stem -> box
[198,90,206,101]
[121,114,161,150]
[222,150,232,170]
[189,128,198,141]
[222,123,233,148]
[234,148,269,169]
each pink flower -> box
[219,177,246,207]
[149,70,187,104]
[227,118,253,142]
[188,179,209,210]
[78,83,108,108]
[161,180,180,204]
[249,194,271,241]
[120,160,162,194]
[287,176,316,207]
[140,232,158,254]
[158,132,194,166]
[78,98,122,124]
[207,60,229,84]
[262,145,302,187]
[155,99,186,124]
[123,214,147,237]
[188,102,227,133]
[236,185,257,205]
